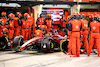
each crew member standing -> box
[66,15,73,55]
[36,14,44,27]
[88,15,100,57]
[67,15,82,57]
[79,15,89,53]
[45,13,53,33]
[8,13,15,42]
[60,15,66,31]
[14,12,22,37]
[27,13,33,39]
[0,20,4,37]
[1,12,8,26]
[21,13,29,41]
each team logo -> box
[89,16,91,18]
[50,20,52,23]
[76,26,79,29]
[10,24,12,26]
[37,32,39,35]
[93,26,96,30]
[40,20,41,22]
[94,21,96,23]
[75,20,77,22]
[84,24,87,27]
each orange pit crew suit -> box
[44,13,53,33]
[27,16,33,39]
[1,12,8,26]
[67,15,82,57]
[36,16,44,27]
[8,20,14,42]
[14,12,22,37]
[21,19,29,41]
[45,19,53,33]
[35,25,47,37]
[8,13,15,42]
[66,15,73,55]
[60,15,66,31]
[13,17,21,36]
[35,29,44,37]
[79,15,89,52]
[88,17,100,57]
[2,27,8,38]
[24,13,33,39]
[0,21,4,37]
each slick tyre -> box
[60,40,68,54]
[48,40,54,53]
[13,36,24,52]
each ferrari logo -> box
[37,32,39,35]
[93,26,96,30]
[89,16,91,18]
[23,23,25,25]
[50,20,52,23]
[10,24,12,26]
[94,21,96,23]
[76,26,79,29]
[75,20,77,22]
[84,24,87,27]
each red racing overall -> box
[88,20,100,57]
[8,20,14,42]
[68,19,82,57]
[21,20,29,41]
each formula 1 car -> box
[13,29,68,53]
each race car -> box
[13,26,68,53]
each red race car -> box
[13,27,68,53]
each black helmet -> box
[92,17,99,22]
[71,15,79,20]
[81,15,86,19]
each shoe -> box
[77,54,80,57]
[87,54,90,56]
[98,54,100,57]
[70,55,76,57]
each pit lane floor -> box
[0,50,100,67]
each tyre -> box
[41,38,54,52]
[13,36,24,52]
[60,40,68,54]
[0,36,8,50]
[48,39,54,52]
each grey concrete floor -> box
[0,50,100,67]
